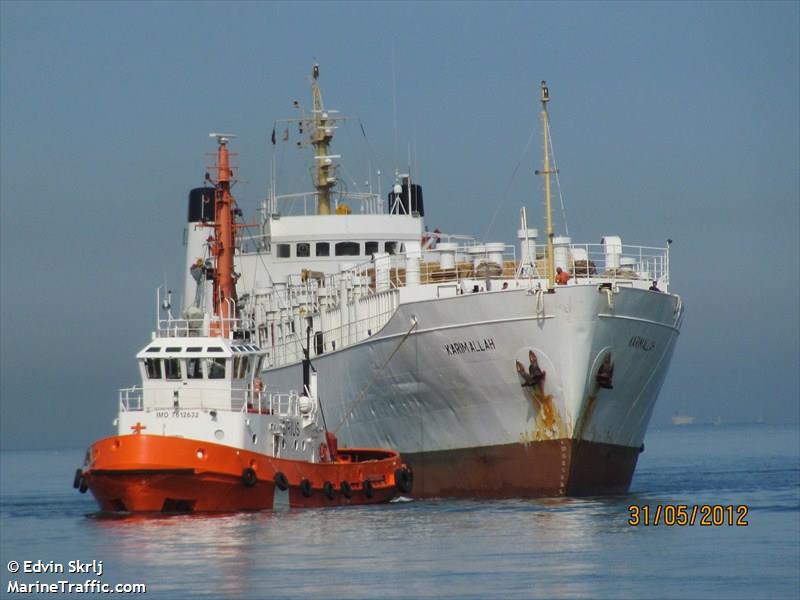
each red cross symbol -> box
[130,422,147,434]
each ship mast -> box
[536,80,556,290]
[310,64,336,215]
[210,133,238,336]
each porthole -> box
[214,429,225,440]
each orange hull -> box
[83,435,408,512]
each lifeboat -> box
[74,135,411,512]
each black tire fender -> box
[242,467,258,488]
[340,481,353,499]
[274,472,289,491]
[323,481,335,500]
[362,480,374,499]
[300,478,313,498]
[395,467,413,494]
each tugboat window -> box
[276,244,291,258]
[234,356,250,379]
[297,243,310,257]
[164,358,182,380]
[315,242,330,257]
[144,358,162,379]
[207,358,226,379]
[335,241,360,256]
[385,241,398,255]
[187,358,203,379]
[365,241,379,255]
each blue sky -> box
[1,1,798,449]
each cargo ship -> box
[177,66,684,497]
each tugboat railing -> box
[154,316,256,338]
[119,386,302,417]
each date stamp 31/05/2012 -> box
[628,504,749,527]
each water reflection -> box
[81,496,642,599]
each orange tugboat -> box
[73,135,412,512]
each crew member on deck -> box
[555,266,571,285]
[649,280,661,291]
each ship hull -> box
[83,435,406,512]
[263,285,682,497]
[403,438,640,497]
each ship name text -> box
[628,335,655,351]
[444,338,496,356]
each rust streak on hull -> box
[403,438,640,498]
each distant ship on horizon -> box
[671,413,696,426]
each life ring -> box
[73,468,83,490]
[394,467,413,494]
[362,480,374,499]
[242,467,258,488]
[300,478,313,498]
[323,481,335,500]
[340,481,353,499]
[319,443,329,462]
[274,472,289,491]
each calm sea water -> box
[1,424,798,599]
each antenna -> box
[209,133,237,144]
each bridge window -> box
[335,242,360,256]
[144,358,162,379]
[207,358,226,379]
[365,241,379,255]
[233,356,250,379]
[187,358,203,379]
[276,244,291,258]
[385,241,398,255]
[315,242,330,257]
[297,243,310,257]
[164,358,182,380]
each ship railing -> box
[154,315,257,339]
[119,385,303,416]
[118,386,248,413]
[262,288,399,366]
[565,243,669,287]
[270,190,385,217]
[119,387,144,411]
